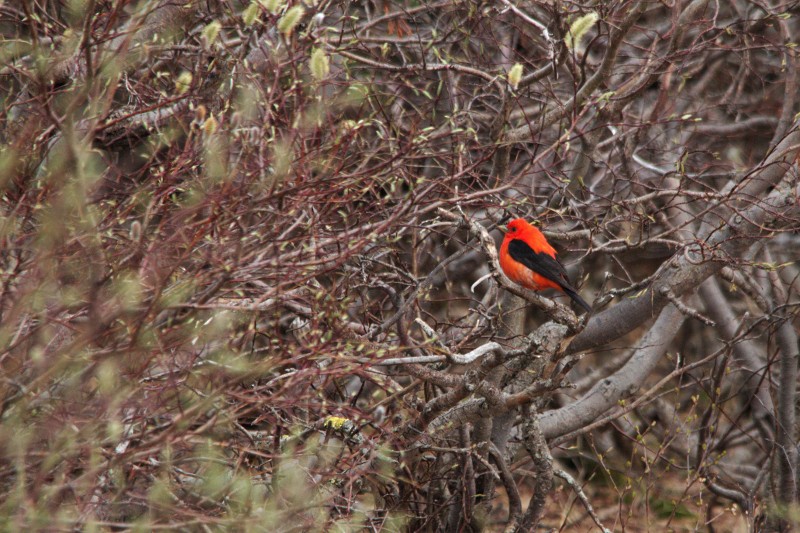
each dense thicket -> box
[1,1,799,530]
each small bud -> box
[565,12,599,51]
[262,0,283,13]
[507,63,523,90]
[242,2,260,25]
[175,71,192,94]
[202,20,222,44]
[278,5,304,37]
[310,48,329,80]
[194,104,207,122]
[129,220,142,241]
[203,114,218,136]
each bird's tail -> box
[562,286,592,313]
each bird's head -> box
[504,217,536,237]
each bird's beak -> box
[496,213,512,233]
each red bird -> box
[499,218,591,313]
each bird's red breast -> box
[500,239,561,291]
[499,218,563,291]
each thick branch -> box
[775,315,799,506]
[568,177,800,355]
[539,304,685,439]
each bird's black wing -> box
[507,238,569,286]
[507,238,592,312]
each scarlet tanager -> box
[499,218,591,313]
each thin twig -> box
[552,469,612,533]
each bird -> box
[499,218,591,313]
